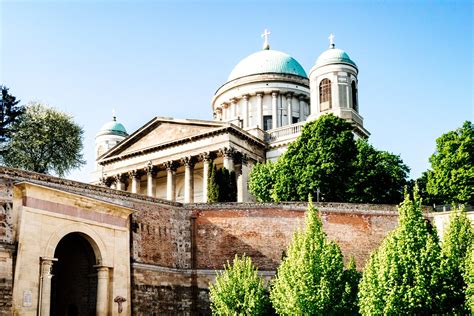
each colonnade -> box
[100,147,253,203]
[214,91,309,130]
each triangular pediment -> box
[99,117,225,160]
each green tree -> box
[358,189,442,315]
[3,103,85,176]
[272,114,357,202]
[0,86,24,150]
[248,161,276,202]
[438,208,474,314]
[209,254,268,315]
[340,257,362,315]
[348,139,409,204]
[270,201,357,315]
[207,163,219,203]
[427,121,473,205]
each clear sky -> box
[1,0,472,182]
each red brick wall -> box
[192,203,399,270]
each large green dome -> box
[96,117,128,137]
[315,47,356,68]
[228,49,307,81]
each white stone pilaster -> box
[95,266,110,316]
[231,98,237,120]
[271,92,278,129]
[236,155,249,202]
[39,257,57,316]
[299,95,306,121]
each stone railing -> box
[264,122,305,143]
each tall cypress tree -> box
[0,86,24,152]
[207,163,219,203]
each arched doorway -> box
[51,233,98,316]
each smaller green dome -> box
[315,47,356,68]
[96,117,128,137]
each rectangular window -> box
[263,115,272,131]
[292,116,299,124]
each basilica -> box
[92,32,370,203]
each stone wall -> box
[0,167,426,315]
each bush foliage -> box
[270,201,359,315]
[358,189,442,315]
[209,255,268,315]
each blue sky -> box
[1,0,472,182]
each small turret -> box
[95,112,128,169]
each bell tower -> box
[309,34,369,138]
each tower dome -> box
[227,49,307,82]
[315,47,356,68]
[95,114,128,167]
[96,116,128,137]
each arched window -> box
[351,81,358,112]
[319,79,332,111]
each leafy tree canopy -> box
[272,114,357,202]
[209,254,269,315]
[0,86,24,149]
[426,121,473,205]
[3,103,85,176]
[358,188,442,315]
[439,208,474,314]
[270,201,358,315]
[348,139,410,204]
[249,114,409,203]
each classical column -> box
[200,152,213,203]
[221,147,235,172]
[183,156,195,203]
[145,162,156,197]
[299,95,306,121]
[222,103,228,121]
[287,93,293,125]
[129,170,141,194]
[164,161,177,202]
[39,257,57,316]
[271,92,278,129]
[236,154,249,202]
[230,98,237,120]
[115,174,125,191]
[256,92,263,129]
[242,95,249,128]
[95,266,110,316]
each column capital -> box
[229,98,237,104]
[242,94,249,101]
[145,161,157,175]
[200,151,215,162]
[128,169,143,178]
[221,102,229,109]
[182,156,196,167]
[271,91,279,98]
[219,147,235,159]
[256,92,264,98]
[163,161,178,171]
[286,92,294,98]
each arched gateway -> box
[51,233,98,316]
[11,182,132,315]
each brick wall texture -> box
[0,167,410,315]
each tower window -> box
[319,79,332,111]
[351,81,358,112]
